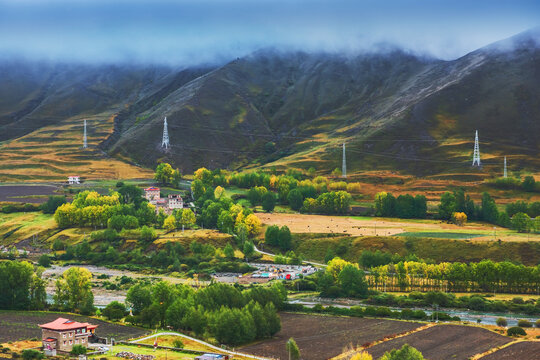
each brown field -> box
[239,312,422,360]
[0,185,59,203]
[480,341,540,360]
[0,311,148,343]
[365,324,511,360]
[257,213,540,242]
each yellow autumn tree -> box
[350,352,373,360]
[452,212,467,226]
[326,257,357,280]
[214,186,225,199]
[243,214,262,236]
[164,215,176,232]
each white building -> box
[144,187,160,201]
[68,176,80,185]
[168,194,183,210]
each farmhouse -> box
[68,175,81,185]
[143,187,184,214]
[39,317,97,354]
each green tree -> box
[52,238,65,251]
[265,225,280,247]
[481,192,499,224]
[522,176,536,192]
[154,163,179,185]
[37,254,51,268]
[278,226,292,251]
[217,210,234,233]
[261,192,276,212]
[139,226,157,243]
[286,338,301,360]
[511,212,531,232]
[126,284,152,315]
[0,261,35,309]
[54,267,94,313]
[338,265,368,297]
[438,192,456,220]
[243,241,255,260]
[380,344,425,360]
[102,301,126,320]
[164,215,176,232]
[40,195,67,214]
[22,349,44,360]
[223,243,235,259]
[287,189,304,211]
[191,179,206,200]
[180,208,197,228]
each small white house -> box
[167,194,183,210]
[68,176,80,185]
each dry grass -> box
[0,112,152,182]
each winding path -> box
[253,244,327,267]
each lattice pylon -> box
[342,143,347,178]
[472,130,481,167]
[83,119,87,149]
[162,117,170,149]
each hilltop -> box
[1,28,539,180]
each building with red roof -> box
[39,317,97,353]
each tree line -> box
[0,261,46,310]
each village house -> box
[39,317,97,354]
[68,175,81,185]
[143,187,184,214]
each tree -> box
[214,186,225,200]
[70,345,87,356]
[243,214,262,236]
[0,261,35,310]
[191,179,206,200]
[38,254,51,268]
[248,186,267,206]
[380,344,425,360]
[522,176,536,192]
[217,210,234,234]
[496,317,508,327]
[278,226,292,251]
[54,267,94,313]
[154,163,179,185]
[481,192,499,224]
[102,301,126,320]
[224,243,235,259]
[40,195,67,214]
[118,185,144,207]
[262,192,276,212]
[338,264,368,297]
[52,238,65,251]
[139,226,157,243]
[287,189,304,211]
[243,241,255,260]
[286,338,301,360]
[164,215,176,232]
[507,326,526,336]
[511,212,531,232]
[331,168,342,177]
[126,284,152,315]
[451,212,467,226]
[375,192,396,217]
[180,209,196,228]
[350,352,373,360]
[265,225,280,247]
[438,192,456,220]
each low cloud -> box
[0,0,539,65]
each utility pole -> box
[342,142,347,178]
[162,117,170,149]
[504,156,507,178]
[472,130,481,167]
[83,119,87,149]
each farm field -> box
[0,112,153,182]
[90,344,198,360]
[258,213,540,242]
[480,341,540,360]
[0,311,148,343]
[0,212,57,247]
[365,324,511,360]
[0,185,59,203]
[239,312,423,360]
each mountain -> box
[1,28,539,180]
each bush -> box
[52,238,65,251]
[517,319,532,328]
[172,339,184,348]
[507,326,527,336]
[496,317,507,327]
[37,254,51,267]
[70,345,87,355]
[21,349,44,360]
[102,301,126,320]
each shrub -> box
[71,345,87,355]
[496,317,507,327]
[517,319,532,328]
[172,339,184,348]
[21,349,44,360]
[37,254,51,267]
[52,238,65,251]
[507,326,526,336]
[102,301,126,320]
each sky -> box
[1,0,539,65]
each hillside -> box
[1,28,539,180]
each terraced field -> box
[0,111,152,182]
[480,341,540,360]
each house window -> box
[82,339,85,343]
[63,341,66,345]
[69,332,73,337]
[82,329,86,333]
[63,334,66,339]
[75,340,79,344]
[69,340,73,345]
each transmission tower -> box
[162,117,170,149]
[472,130,481,167]
[83,119,87,149]
[504,156,507,178]
[342,142,347,178]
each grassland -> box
[0,111,152,182]
[0,212,57,246]
[91,344,198,360]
